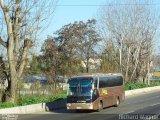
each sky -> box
[35,0,160,55]
[0,0,160,57]
[41,0,108,37]
[36,0,109,53]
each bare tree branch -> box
[0,37,7,47]
[0,0,58,102]
[17,39,32,78]
[0,0,14,49]
[98,0,159,82]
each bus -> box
[66,73,125,111]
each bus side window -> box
[94,77,98,89]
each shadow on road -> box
[45,99,115,114]
[49,108,95,114]
[45,99,98,114]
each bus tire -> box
[76,110,82,113]
[115,97,120,107]
[97,101,103,112]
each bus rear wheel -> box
[97,101,103,112]
[115,97,120,107]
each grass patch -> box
[17,91,67,106]
[0,102,16,109]
[125,81,160,90]
[0,90,67,109]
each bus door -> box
[99,88,112,107]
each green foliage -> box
[125,82,149,90]
[29,55,42,75]
[150,81,160,87]
[125,81,160,90]
[17,91,67,106]
[17,95,42,106]
[0,91,67,109]
[0,102,16,109]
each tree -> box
[98,0,159,83]
[41,37,72,92]
[29,55,42,75]
[42,37,67,76]
[54,19,101,73]
[76,19,101,73]
[152,54,160,71]
[99,40,120,73]
[0,0,57,103]
[0,57,7,101]
[42,19,101,78]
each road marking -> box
[122,103,160,115]
[124,110,136,114]
[149,102,160,107]
[125,95,160,105]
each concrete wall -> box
[0,99,66,114]
[125,86,160,96]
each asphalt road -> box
[18,91,160,120]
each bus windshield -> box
[67,77,93,96]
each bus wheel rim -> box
[116,98,120,105]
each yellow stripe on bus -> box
[101,89,108,94]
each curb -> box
[125,86,160,96]
[0,99,66,114]
[0,103,46,114]
[0,86,160,114]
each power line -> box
[56,4,160,7]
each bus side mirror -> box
[93,89,99,96]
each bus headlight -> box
[86,103,93,109]
[86,103,92,106]
[67,103,71,106]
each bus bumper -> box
[66,103,93,110]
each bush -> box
[17,91,67,106]
[125,81,160,90]
[0,91,67,109]
[0,102,16,109]
[17,95,42,106]
[150,81,160,87]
